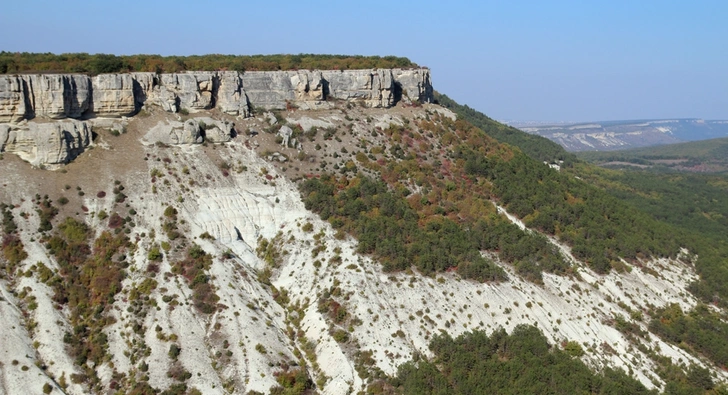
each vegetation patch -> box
[387,325,651,394]
[171,244,219,314]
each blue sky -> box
[1,0,726,122]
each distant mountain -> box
[509,118,728,151]
[577,136,728,173]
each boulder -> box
[142,120,203,145]
[194,117,235,143]
[264,111,278,125]
[278,125,293,147]
[2,120,91,166]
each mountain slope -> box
[1,70,727,394]
[577,136,728,173]
[514,118,728,152]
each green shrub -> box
[168,344,181,360]
[147,245,163,262]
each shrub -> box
[148,245,163,262]
[333,329,349,343]
[168,344,181,360]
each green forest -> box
[577,137,728,173]
[381,325,722,395]
[385,326,656,394]
[0,52,417,75]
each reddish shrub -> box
[108,213,124,229]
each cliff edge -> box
[0,68,433,122]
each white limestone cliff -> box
[0,75,27,123]
[0,68,433,122]
[0,68,432,166]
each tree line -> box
[0,52,417,75]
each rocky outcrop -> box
[0,124,10,150]
[217,71,250,117]
[143,120,202,145]
[23,74,91,119]
[194,117,235,143]
[153,72,217,113]
[320,69,395,107]
[0,76,27,122]
[0,68,431,166]
[90,74,137,117]
[142,117,234,146]
[241,71,327,111]
[0,68,433,122]
[1,120,91,166]
[392,68,433,103]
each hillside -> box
[513,118,728,152]
[1,64,728,394]
[577,136,728,173]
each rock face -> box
[320,69,395,107]
[23,74,91,119]
[156,72,217,113]
[393,68,433,103]
[241,71,328,111]
[91,74,137,117]
[1,120,91,166]
[0,68,432,166]
[0,76,27,122]
[217,71,250,117]
[0,68,433,122]
[194,117,235,143]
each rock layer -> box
[0,68,431,166]
[0,68,433,121]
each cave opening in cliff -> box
[322,80,330,101]
[393,82,403,106]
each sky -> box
[1,0,726,122]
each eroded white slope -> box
[176,141,725,391]
[0,128,725,394]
